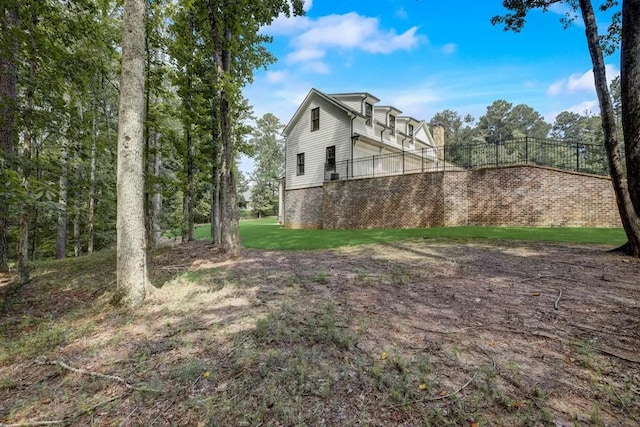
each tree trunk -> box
[87,97,97,254]
[0,3,18,272]
[210,97,220,246]
[578,0,640,257]
[206,1,240,256]
[150,130,162,249]
[18,3,38,283]
[101,72,116,167]
[621,0,640,231]
[186,125,194,241]
[74,142,82,258]
[73,205,81,257]
[219,27,240,257]
[56,138,69,259]
[116,0,152,305]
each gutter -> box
[349,113,356,178]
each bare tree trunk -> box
[578,0,640,257]
[150,130,162,249]
[87,97,97,254]
[101,72,115,166]
[0,3,18,272]
[210,98,220,246]
[219,27,240,257]
[116,0,152,305]
[18,3,37,282]
[181,11,195,243]
[56,137,69,259]
[74,141,82,257]
[206,1,239,256]
[186,125,194,241]
[73,205,81,257]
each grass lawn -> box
[194,217,626,250]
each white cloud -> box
[378,84,443,119]
[547,80,565,96]
[299,60,330,74]
[567,100,599,115]
[286,48,325,63]
[545,100,600,123]
[441,43,457,55]
[292,13,420,54]
[547,64,619,96]
[266,15,312,36]
[303,0,312,11]
[266,11,421,74]
[264,70,290,84]
[395,7,408,20]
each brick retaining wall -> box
[283,186,324,229]
[320,166,620,229]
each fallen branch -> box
[36,359,164,393]
[389,373,478,408]
[425,373,478,401]
[0,421,64,427]
[160,265,189,271]
[554,290,563,310]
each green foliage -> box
[476,100,551,144]
[248,113,285,217]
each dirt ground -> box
[1,238,639,426]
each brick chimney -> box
[431,122,445,150]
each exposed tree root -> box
[609,241,633,255]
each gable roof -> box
[329,92,381,103]
[283,88,364,136]
[375,105,403,115]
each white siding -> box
[353,118,379,141]
[286,96,352,190]
[374,108,387,126]
[414,126,434,149]
[331,95,362,113]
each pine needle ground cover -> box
[1,238,639,425]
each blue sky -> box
[240,0,620,173]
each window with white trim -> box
[365,102,372,126]
[311,107,319,131]
[326,145,336,171]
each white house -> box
[280,88,444,228]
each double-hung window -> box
[408,124,414,137]
[311,107,320,131]
[326,145,336,171]
[365,102,373,126]
[297,153,305,175]
[389,115,396,135]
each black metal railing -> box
[325,137,608,181]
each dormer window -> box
[365,102,372,126]
[408,124,414,137]
[389,115,396,135]
[311,107,320,131]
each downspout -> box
[283,134,287,226]
[401,136,407,174]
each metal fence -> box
[326,137,608,181]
